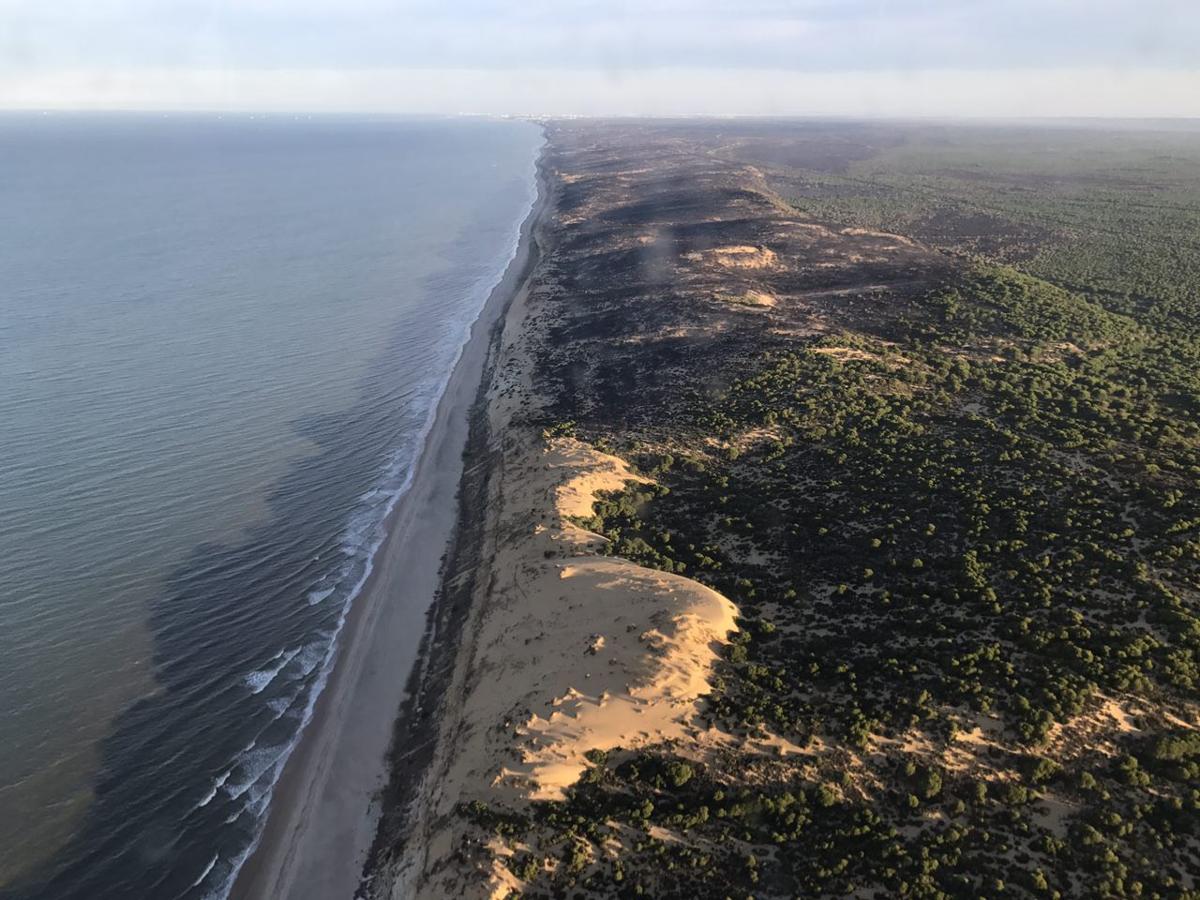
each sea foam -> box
[243,647,300,695]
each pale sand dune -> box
[685,244,778,269]
[476,437,736,804]
[840,226,918,247]
[403,436,738,898]
[497,440,738,801]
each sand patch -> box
[1031,792,1079,838]
[719,289,776,308]
[505,552,737,799]
[840,227,917,247]
[788,221,836,237]
[812,346,878,362]
[686,244,778,269]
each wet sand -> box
[230,142,547,900]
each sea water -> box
[0,114,541,898]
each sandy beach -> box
[230,143,548,900]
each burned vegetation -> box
[466,121,1200,899]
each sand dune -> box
[402,434,737,898]
[496,438,737,801]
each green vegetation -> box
[470,743,1200,898]
[557,261,1200,895]
[591,273,1200,734]
[758,127,1200,331]
[484,127,1200,899]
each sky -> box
[1,0,1198,116]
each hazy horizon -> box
[5,110,1200,128]
[2,1,1199,117]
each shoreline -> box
[357,146,551,898]
[229,135,548,900]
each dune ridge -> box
[399,431,737,898]
[496,437,738,801]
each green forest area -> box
[492,129,1200,899]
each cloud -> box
[1,1,1198,113]
[3,0,1199,70]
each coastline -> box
[229,134,548,900]
[355,155,551,896]
[367,122,739,899]
[227,119,1200,900]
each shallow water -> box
[0,114,540,898]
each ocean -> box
[0,114,541,898]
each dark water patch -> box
[8,256,520,900]
[0,115,540,899]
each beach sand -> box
[229,147,549,900]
